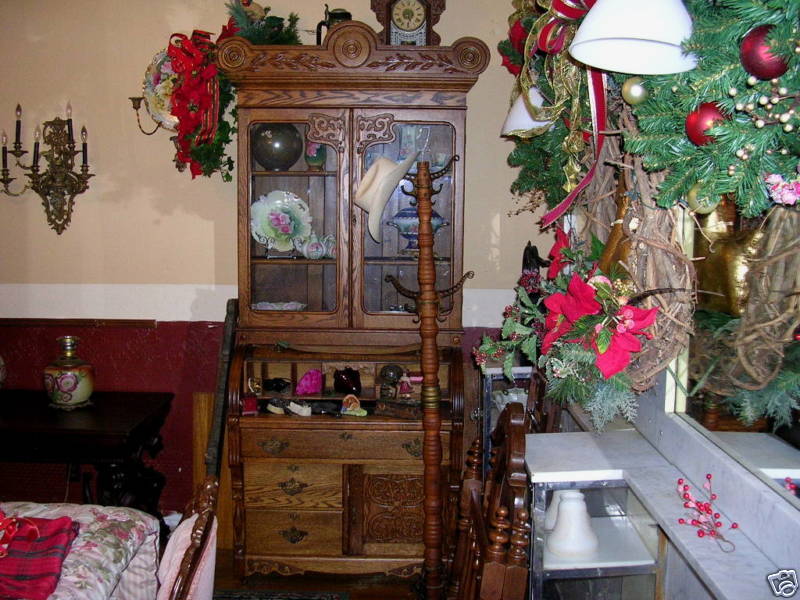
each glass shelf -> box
[543,516,656,574]
[250,258,336,265]
[252,170,337,177]
[364,256,451,264]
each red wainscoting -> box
[0,321,494,512]
[0,320,223,511]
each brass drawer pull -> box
[279,526,308,544]
[402,438,422,458]
[278,477,309,496]
[258,438,289,456]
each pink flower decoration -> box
[594,305,659,378]
[57,372,78,392]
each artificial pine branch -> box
[625,0,799,216]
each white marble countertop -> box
[525,430,780,599]
[525,429,671,482]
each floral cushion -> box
[0,502,159,600]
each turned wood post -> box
[415,161,443,599]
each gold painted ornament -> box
[685,182,721,214]
[693,197,763,317]
[621,77,648,105]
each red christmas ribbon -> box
[541,67,608,228]
[537,0,596,54]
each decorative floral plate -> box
[142,49,179,132]
[250,190,312,251]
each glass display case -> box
[218,22,489,348]
[531,481,664,599]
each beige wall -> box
[0,1,547,320]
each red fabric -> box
[0,513,79,600]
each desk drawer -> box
[241,429,449,462]
[246,509,342,556]
[244,462,342,510]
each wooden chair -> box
[448,403,530,600]
[165,476,220,600]
[160,299,235,600]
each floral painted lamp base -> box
[43,336,94,410]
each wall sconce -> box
[1,103,93,234]
[129,97,163,135]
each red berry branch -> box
[676,474,738,552]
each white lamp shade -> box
[501,87,553,136]
[569,0,697,74]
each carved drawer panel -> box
[244,462,342,510]
[241,429,450,462]
[246,509,342,557]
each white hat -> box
[354,152,419,243]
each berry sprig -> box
[785,477,798,496]
[676,474,738,552]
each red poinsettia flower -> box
[541,273,601,354]
[501,53,522,76]
[594,305,659,379]
[547,227,570,279]
[508,19,528,55]
[218,17,239,42]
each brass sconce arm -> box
[129,97,163,135]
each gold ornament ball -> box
[622,77,648,105]
[686,182,720,214]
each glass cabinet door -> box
[247,117,340,314]
[360,119,457,316]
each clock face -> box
[391,0,426,32]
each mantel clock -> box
[371,0,445,46]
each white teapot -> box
[293,232,326,260]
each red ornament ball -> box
[740,25,788,80]
[685,103,729,146]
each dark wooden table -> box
[0,390,172,523]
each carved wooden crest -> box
[217,21,488,93]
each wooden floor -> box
[213,550,422,599]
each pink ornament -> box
[296,369,323,395]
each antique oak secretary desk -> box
[217,21,489,579]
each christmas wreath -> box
[493,0,799,430]
[141,0,300,181]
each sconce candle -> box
[81,127,88,166]
[14,104,21,146]
[66,102,74,143]
[0,104,93,233]
[32,126,40,167]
